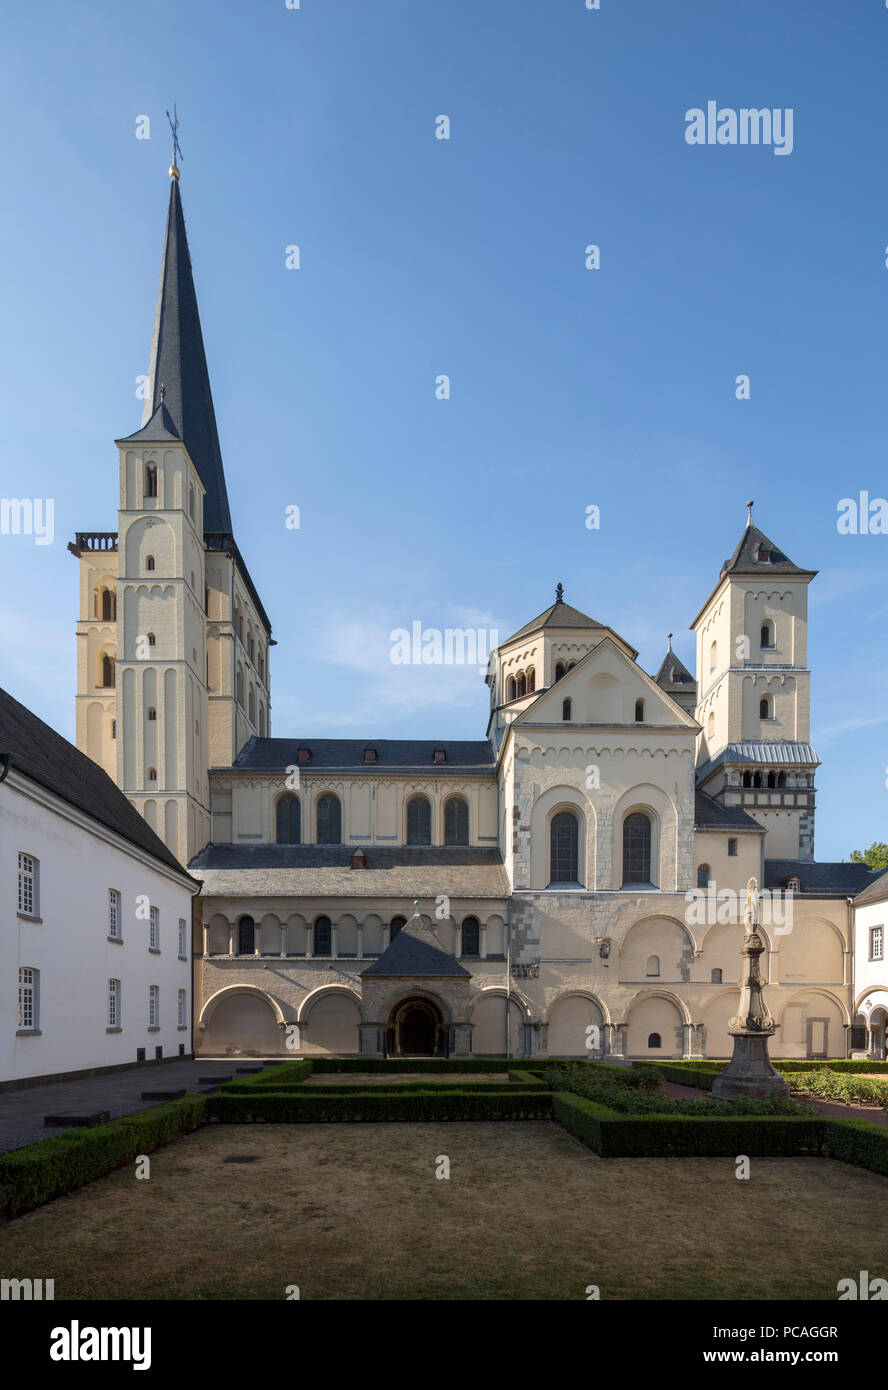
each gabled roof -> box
[360,908,471,978]
[654,639,697,695]
[853,867,888,907]
[225,738,495,774]
[694,790,762,833]
[720,523,816,580]
[763,859,878,896]
[116,398,181,446]
[0,686,194,882]
[135,175,232,533]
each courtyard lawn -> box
[1,1121,882,1300]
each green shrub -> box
[631,1062,720,1091]
[507,1069,549,1090]
[0,1095,207,1218]
[823,1118,888,1176]
[554,1061,804,1116]
[786,1072,888,1105]
[307,1057,560,1074]
[553,1093,825,1158]
[222,1077,544,1096]
[205,1089,553,1123]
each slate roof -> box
[0,686,193,881]
[654,642,697,694]
[130,176,232,533]
[703,742,821,771]
[763,860,880,896]
[720,523,816,579]
[506,597,606,645]
[694,791,762,833]
[117,399,181,446]
[189,844,509,900]
[361,911,471,978]
[853,868,888,907]
[225,738,496,774]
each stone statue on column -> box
[712,878,790,1099]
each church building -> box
[70,163,887,1062]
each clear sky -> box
[0,0,886,862]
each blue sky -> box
[0,0,886,861]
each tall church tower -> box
[70,159,272,866]
[690,506,819,860]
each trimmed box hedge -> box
[554,1092,826,1158]
[823,1117,888,1177]
[220,1076,548,1096]
[205,1089,553,1123]
[307,1056,561,1074]
[631,1062,720,1091]
[0,1094,206,1218]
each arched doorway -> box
[389,996,444,1057]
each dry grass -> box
[2,1122,883,1300]
[303,1072,510,1086]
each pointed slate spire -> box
[139,173,233,533]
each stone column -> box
[254,922,261,958]
[610,1024,626,1058]
[480,922,488,959]
[228,922,235,957]
[331,922,338,959]
[382,924,390,951]
[202,923,209,957]
[356,922,364,960]
[280,922,286,957]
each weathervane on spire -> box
[746,499,754,527]
[555,582,564,604]
[667,632,673,650]
[166,104,183,180]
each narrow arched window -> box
[146,555,155,571]
[390,915,406,940]
[777,771,786,788]
[147,767,157,782]
[145,464,158,498]
[550,810,579,883]
[761,621,774,649]
[707,712,715,739]
[507,676,517,701]
[238,915,255,955]
[646,955,660,977]
[248,634,255,662]
[276,795,301,844]
[236,667,245,705]
[711,968,723,983]
[767,771,776,788]
[147,633,156,647]
[444,797,469,845]
[461,917,480,956]
[555,662,565,681]
[743,771,752,788]
[101,654,115,687]
[622,812,652,885]
[753,771,762,789]
[406,795,431,845]
[760,695,772,719]
[189,484,195,519]
[101,589,115,621]
[313,916,331,956]
[248,687,256,724]
[527,667,535,693]
[709,640,717,672]
[111,719,116,739]
[697,863,710,888]
[517,672,526,698]
[147,707,157,722]
[562,698,572,721]
[635,699,644,722]
[647,1033,662,1048]
[316,794,342,845]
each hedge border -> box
[205,1089,553,1123]
[0,1094,206,1218]
[553,1092,826,1157]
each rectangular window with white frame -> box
[178,918,187,958]
[178,988,187,1027]
[871,925,884,962]
[109,888,122,940]
[108,978,121,1028]
[149,906,160,952]
[18,967,39,1030]
[148,984,159,1028]
[18,852,39,917]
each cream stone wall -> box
[852,890,888,1056]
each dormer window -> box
[297,747,311,763]
[363,747,377,763]
[433,748,446,764]
[350,848,366,870]
[787,876,801,894]
[757,544,771,562]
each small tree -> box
[849,842,888,870]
